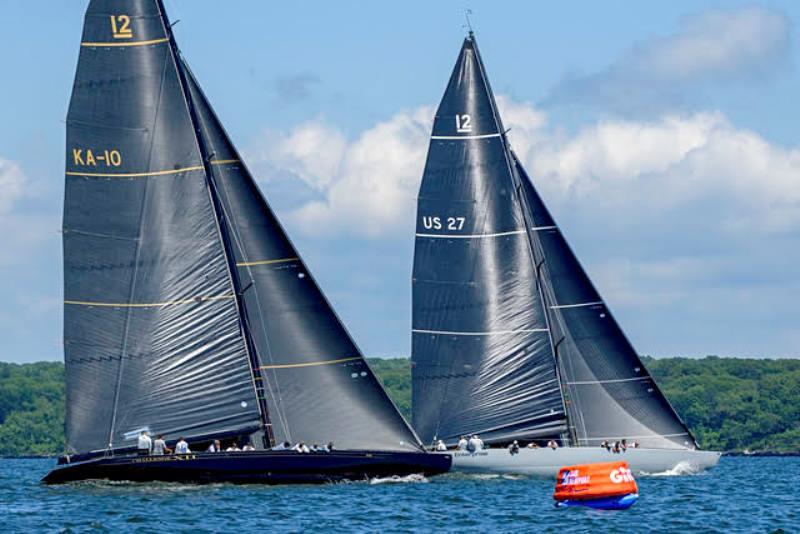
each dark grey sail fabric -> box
[411,36,567,446]
[181,65,422,452]
[514,156,696,449]
[63,0,260,454]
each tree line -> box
[0,357,797,456]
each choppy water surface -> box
[0,457,796,532]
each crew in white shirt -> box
[242,443,256,451]
[272,441,291,451]
[468,434,483,452]
[137,431,152,456]
[291,441,310,453]
[174,437,190,454]
[457,436,468,450]
[152,434,170,455]
[435,439,447,451]
[226,444,241,452]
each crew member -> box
[435,439,447,451]
[457,436,468,450]
[152,434,170,455]
[175,437,190,454]
[137,431,152,456]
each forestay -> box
[411,35,568,446]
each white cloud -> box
[253,98,800,240]
[0,157,27,214]
[251,106,433,237]
[546,6,791,114]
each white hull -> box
[442,447,720,477]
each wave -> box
[369,473,429,485]
[642,461,702,477]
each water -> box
[0,457,796,532]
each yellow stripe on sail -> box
[64,295,235,308]
[81,37,169,47]
[236,257,299,267]
[66,165,204,178]
[209,159,241,165]
[259,356,362,370]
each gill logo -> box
[610,466,634,483]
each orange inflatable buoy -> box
[553,461,639,510]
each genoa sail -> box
[64,0,260,454]
[514,156,696,449]
[411,35,567,446]
[412,33,696,451]
[182,64,422,452]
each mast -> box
[155,0,274,447]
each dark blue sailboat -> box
[45,0,449,485]
[410,33,719,475]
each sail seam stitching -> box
[412,328,548,336]
[259,356,362,370]
[415,229,525,239]
[430,133,501,140]
[235,257,299,267]
[550,301,604,309]
[567,376,649,385]
[64,295,235,308]
[81,37,169,47]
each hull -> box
[444,447,720,477]
[43,450,452,485]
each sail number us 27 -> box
[421,216,466,231]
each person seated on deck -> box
[152,434,171,456]
[272,441,291,451]
[457,436,468,450]
[547,439,559,450]
[631,441,640,449]
[292,441,310,453]
[325,441,334,452]
[207,439,222,453]
[242,442,256,451]
[508,440,520,455]
[226,443,241,452]
[310,443,321,452]
[613,441,621,453]
[621,439,628,452]
[174,437,191,454]
[435,440,447,451]
[526,441,539,449]
[137,431,152,456]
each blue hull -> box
[556,493,638,510]
[42,450,452,485]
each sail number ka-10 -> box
[72,148,122,168]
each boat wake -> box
[369,474,429,485]
[642,461,702,477]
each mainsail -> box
[411,35,568,446]
[412,33,695,450]
[63,0,421,455]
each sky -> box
[1,0,799,363]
